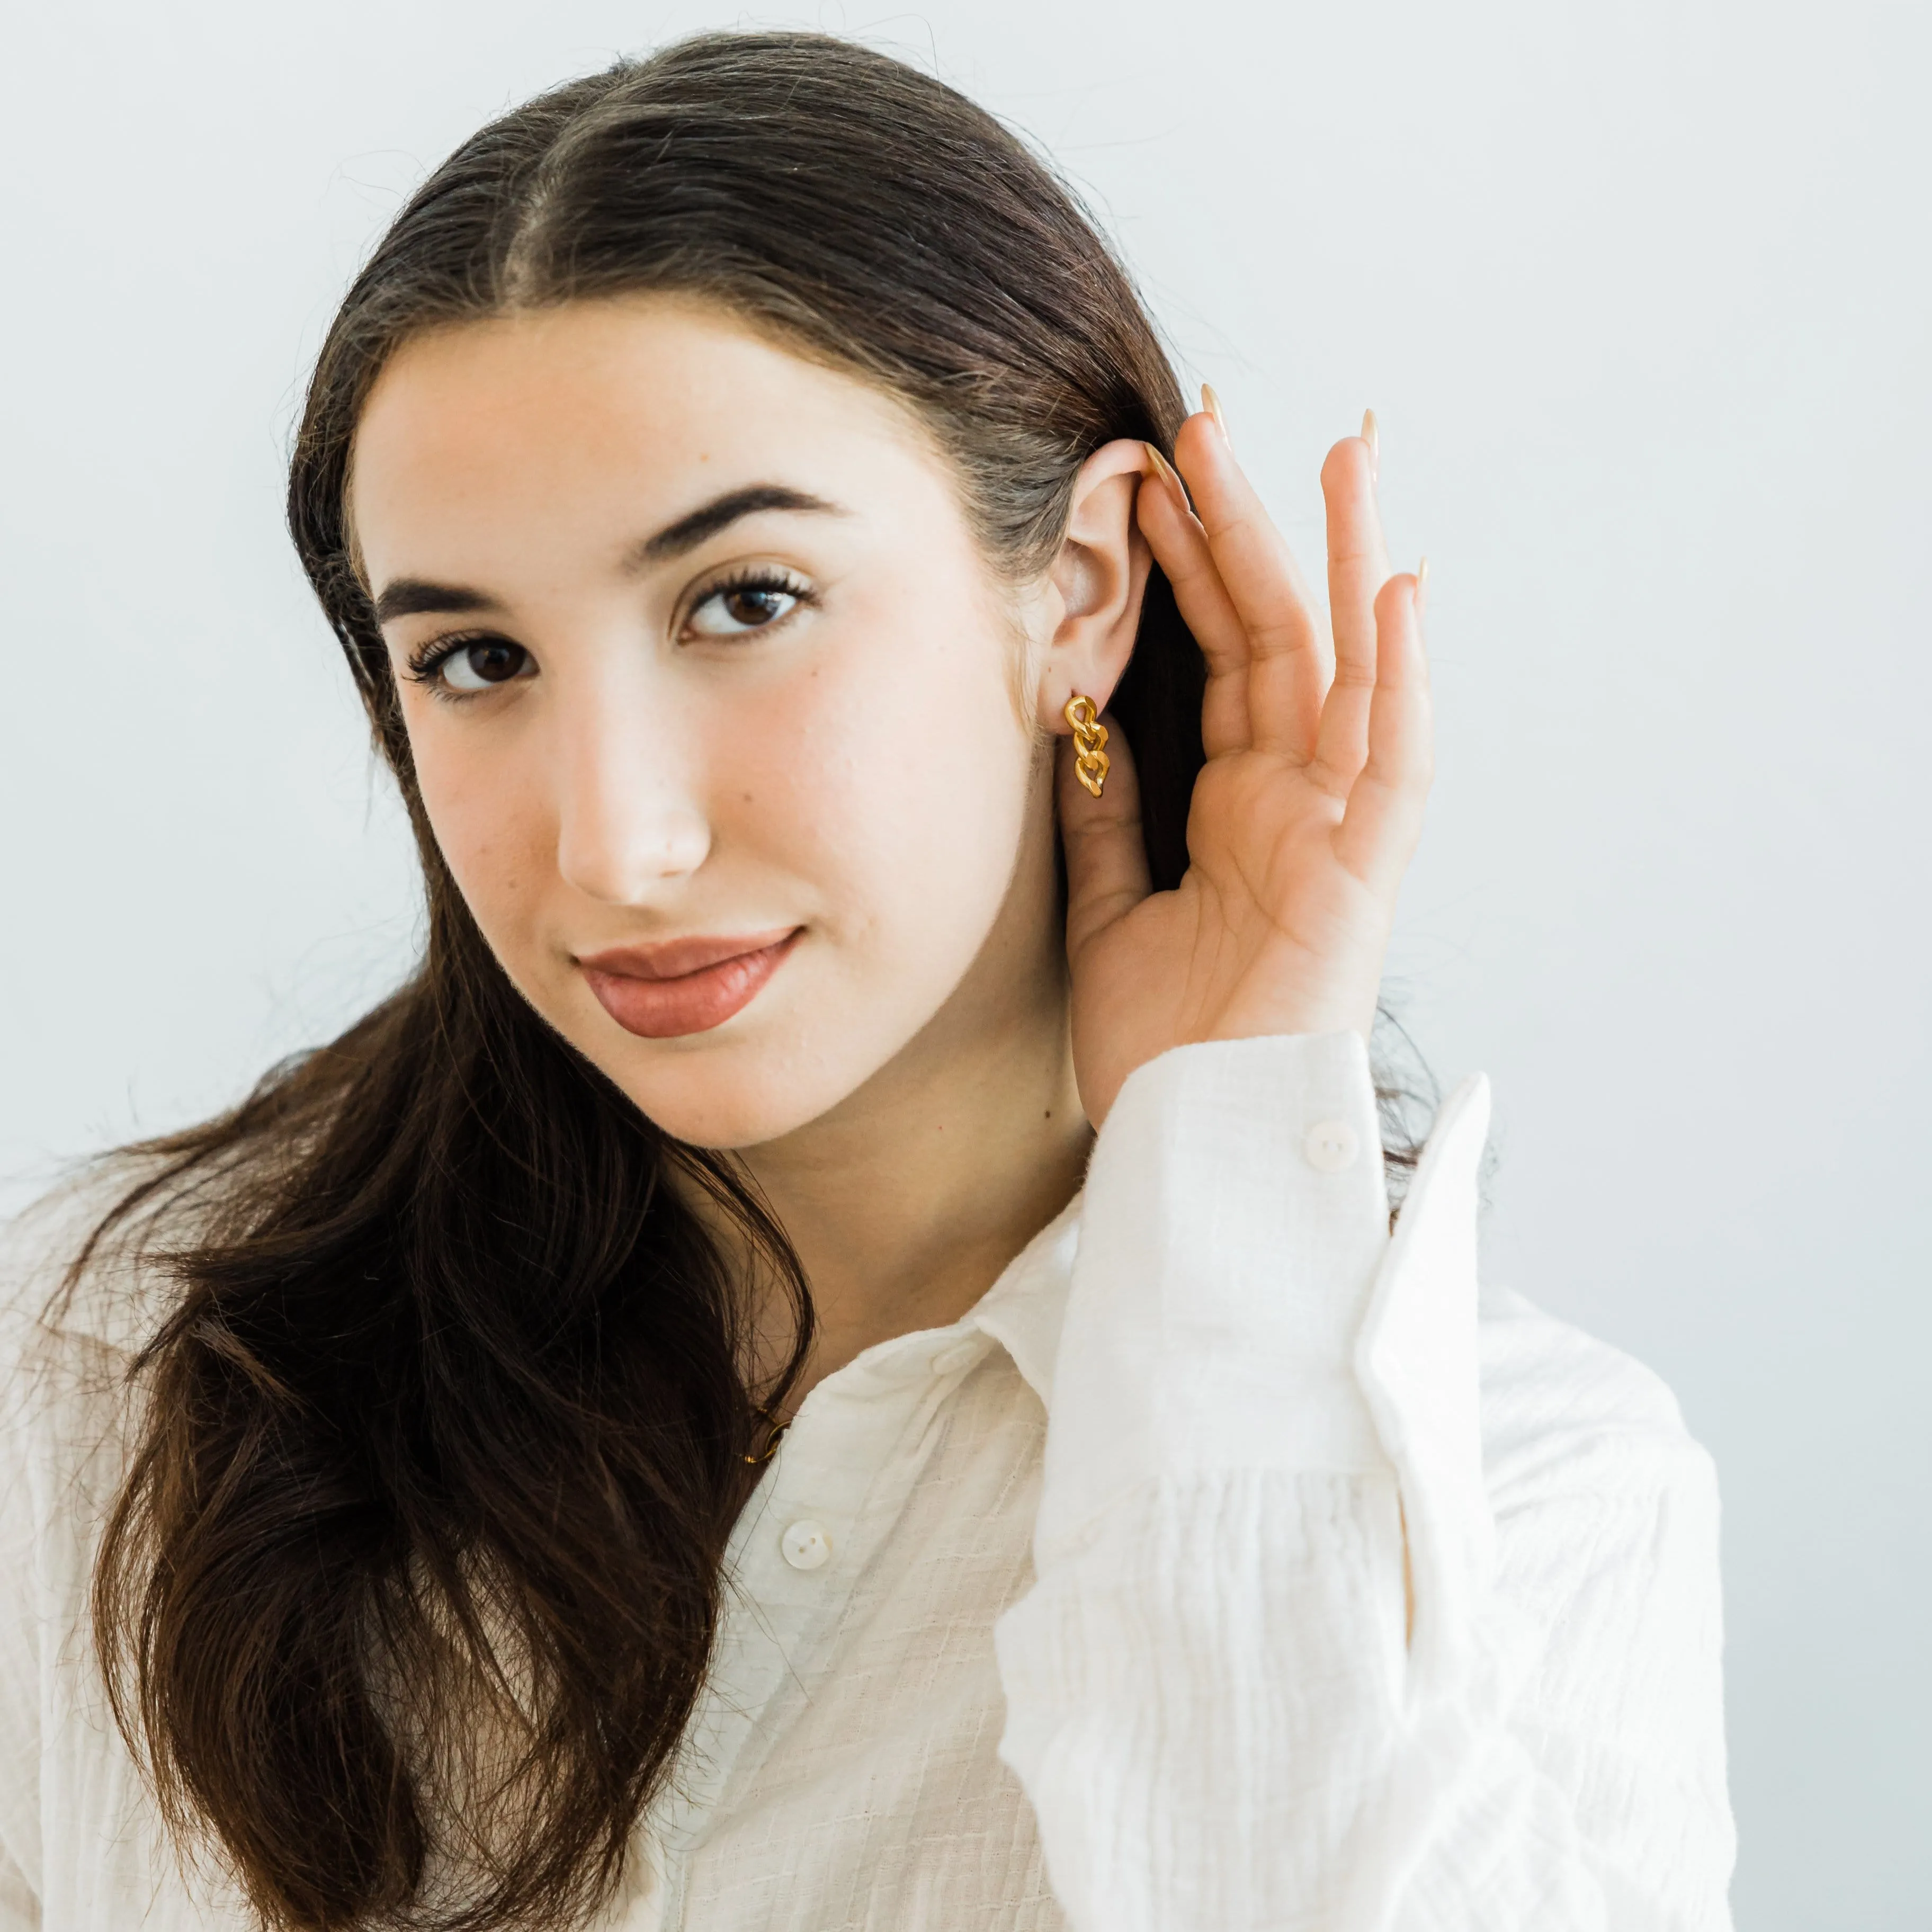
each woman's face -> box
[351,299,1133,1149]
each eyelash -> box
[402,631,513,697]
[683,565,817,638]
[400,566,818,701]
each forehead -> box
[348,297,945,566]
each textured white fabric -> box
[0,1034,1735,1930]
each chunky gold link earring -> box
[1063,694,1110,799]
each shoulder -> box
[1,1156,192,1370]
[0,1159,186,1545]
[1475,1282,1718,1516]
[0,1161,189,1736]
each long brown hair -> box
[80,30,1430,1931]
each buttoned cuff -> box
[1033,1033,1395,1563]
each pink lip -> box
[578,927,801,1039]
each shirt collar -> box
[963,1188,1083,1412]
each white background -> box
[2,1,1925,1922]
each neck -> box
[732,875,1089,1410]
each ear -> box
[1032,438,1153,735]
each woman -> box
[0,29,1734,1932]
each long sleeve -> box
[993,1034,1733,1931]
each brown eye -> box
[687,578,805,639]
[441,640,532,691]
[725,588,785,625]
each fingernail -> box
[1361,407,1379,484]
[1143,441,1188,506]
[1415,555,1430,615]
[1202,383,1229,445]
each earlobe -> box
[1035,437,1155,735]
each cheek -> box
[744,598,1037,978]
[402,703,554,947]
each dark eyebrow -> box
[370,485,844,627]
[371,579,504,624]
[625,484,845,569]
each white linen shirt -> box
[0,1034,1735,1930]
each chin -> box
[587,1031,873,1153]
[624,1085,818,1153]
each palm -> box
[1061,409,1431,1125]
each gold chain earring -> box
[1063,694,1111,799]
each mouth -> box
[577,927,802,1040]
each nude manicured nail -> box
[1143,441,1187,505]
[1202,383,1229,444]
[1416,555,1430,614]
[1362,407,1380,484]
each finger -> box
[1311,422,1394,792]
[1056,712,1153,962]
[1336,568,1434,892]
[1171,408,1330,761]
[1134,462,1255,757]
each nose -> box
[553,684,712,906]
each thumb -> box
[1057,710,1153,962]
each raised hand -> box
[1060,399,1431,1126]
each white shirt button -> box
[780,1519,833,1571]
[1303,1119,1360,1174]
